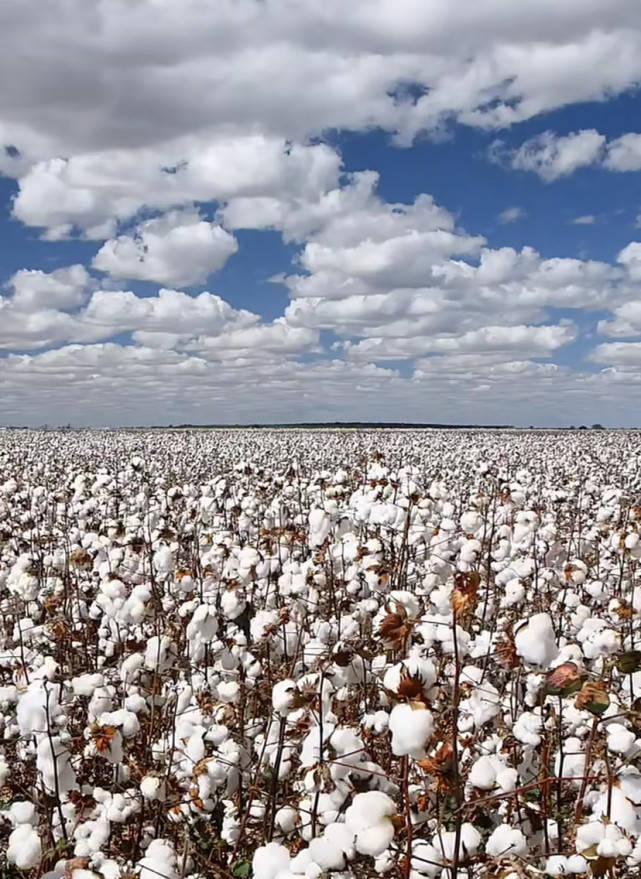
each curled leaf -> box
[575,680,610,716]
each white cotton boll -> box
[496,768,518,792]
[252,842,291,879]
[433,823,481,861]
[141,775,165,801]
[8,823,41,869]
[461,511,482,533]
[383,656,436,696]
[345,791,396,832]
[10,800,37,825]
[469,755,497,790]
[218,681,241,704]
[544,855,569,876]
[502,578,526,608]
[514,613,558,666]
[486,825,528,857]
[272,679,298,715]
[221,589,246,620]
[309,836,347,870]
[389,704,434,757]
[355,819,394,856]
[138,839,178,879]
[324,821,356,860]
[309,508,332,548]
[606,723,637,756]
[411,840,442,876]
[71,673,104,696]
[144,635,174,671]
[37,735,77,793]
[275,806,298,834]
[186,604,219,642]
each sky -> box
[3,2,641,426]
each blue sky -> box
[2,1,641,426]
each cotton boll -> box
[389,704,434,758]
[486,825,528,857]
[144,635,175,671]
[308,836,347,870]
[252,842,290,879]
[354,819,394,856]
[606,723,638,756]
[138,839,178,879]
[544,855,569,876]
[514,613,558,666]
[37,735,77,793]
[344,792,396,857]
[272,679,298,715]
[469,755,497,790]
[8,823,42,869]
[218,681,241,704]
[411,841,443,876]
[141,775,166,801]
[10,800,37,825]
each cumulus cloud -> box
[8,265,91,311]
[495,129,606,181]
[495,129,641,180]
[572,214,596,225]
[12,137,342,238]
[92,210,238,287]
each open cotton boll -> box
[8,823,41,869]
[138,839,178,879]
[272,679,299,715]
[10,800,37,825]
[432,823,481,862]
[514,613,558,666]
[344,791,396,857]
[383,655,436,696]
[71,673,105,696]
[389,703,434,757]
[354,820,395,856]
[252,842,291,879]
[345,791,396,832]
[308,836,348,870]
[37,735,77,793]
[469,755,499,790]
[140,775,166,801]
[144,635,175,671]
[486,825,528,857]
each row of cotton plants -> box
[1,428,641,879]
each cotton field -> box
[2,428,641,879]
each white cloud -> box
[498,206,526,223]
[495,129,641,180]
[501,129,606,181]
[590,341,641,366]
[8,265,91,311]
[343,323,576,362]
[1,1,641,164]
[92,210,238,287]
[572,214,596,224]
[604,133,641,171]
[12,136,342,238]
